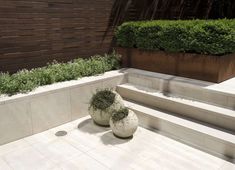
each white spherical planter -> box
[110,109,138,138]
[89,92,124,126]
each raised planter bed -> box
[0,70,127,145]
[117,47,235,83]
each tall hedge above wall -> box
[115,19,235,55]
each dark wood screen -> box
[0,0,114,73]
[0,0,234,73]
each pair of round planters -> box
[89,93,138,138]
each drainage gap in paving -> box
[55,130,67,137]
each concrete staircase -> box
[118,69,235,159]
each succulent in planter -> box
[110,107,138,138]
[89,89,124,126]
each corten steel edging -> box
[116,47,235,83]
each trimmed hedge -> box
[0,52,120,96]
[115,19,235,55]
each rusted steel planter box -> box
[116,47,235,83]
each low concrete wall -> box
[125,68,235,110]
[0,70,127,145]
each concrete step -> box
[124,100,235,159]
[117,83,235,132]
[125,68,235,110]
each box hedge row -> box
[115,19,235,55]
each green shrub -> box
[0,73,18,96]
[111,107,129,122]
[115,22,142,48]
[0,52,121,96]
[115,19,235,55]
[90,89,116,111]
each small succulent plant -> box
[90,89,116,111]
[111,107,129,122]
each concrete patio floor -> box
[0,116,234,170]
